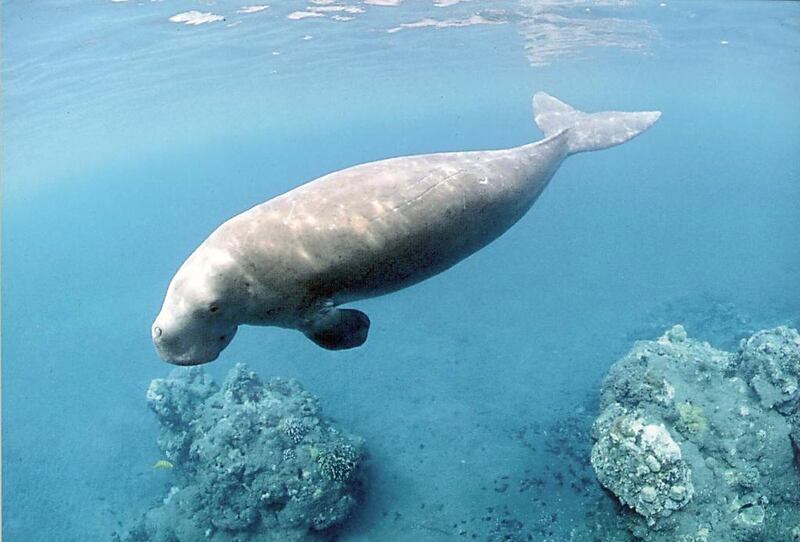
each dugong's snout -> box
[151,318,237,366]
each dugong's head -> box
[152,247,248,365]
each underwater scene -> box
[3,1,800,540]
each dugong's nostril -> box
[153,326,162,338]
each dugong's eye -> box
[209,303,220,313]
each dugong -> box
[152,93,660,365]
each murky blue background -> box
[3,1,799,539]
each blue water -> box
[3,1,799,540]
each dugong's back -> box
[218,142,563,304]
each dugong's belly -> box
[215,146,555,312]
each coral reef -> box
[116,363,366,542]
[586,325,800,541]
[316,443,360,482]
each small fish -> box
[153,459,174,469]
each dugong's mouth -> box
[151,321,236,366]
[162,351,220,366]
[153,339,221,366]
[153,337,220,365]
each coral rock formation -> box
[117,363,365,542]
[589,325,800,541]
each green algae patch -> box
[675,401,707,436]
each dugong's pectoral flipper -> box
[533,92,661,154]
[303,308,371,350]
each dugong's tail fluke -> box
[533,92,661,155]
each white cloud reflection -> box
[169,11,225,25]
[237,5,270,14]
[387,13,505,33]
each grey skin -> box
[152,92,660,364]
